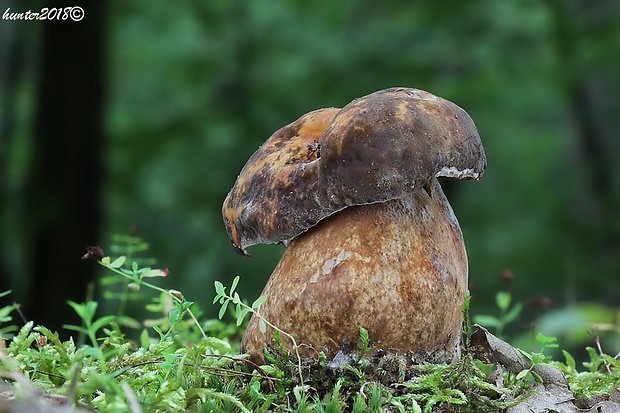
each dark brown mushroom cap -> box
[222,108,340,255]
[222,87,486,255]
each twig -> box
[201,366,279,382]
[111,354,279,392]
[203,353,278,391]
[591,329,612,375]
[34,369,66,380]
[13,303,28,325]
[359,381,371,400]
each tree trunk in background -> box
[27,3,104,333]
[0,10,23,294]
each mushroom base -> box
[241,178,468,366]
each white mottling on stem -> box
[322,250,352,275]
[303,250,373,293]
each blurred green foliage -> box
[1,1,619,353]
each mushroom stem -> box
[241,177,468,365]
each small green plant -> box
[0,290,19,339]
[213,275,304,382]
[462,290,472,344]
[356,327,371,363]
[553,344,620,400]
[401,354,521,412]
[473,291,522,338]
[99,254,207,341]
[64,300,116,361]
[514,333,559,382]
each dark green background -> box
[1,1,619,355]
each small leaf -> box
[517,348,533,361]
[63,325,89,336]
[563,350,576,373]
[101,256,111,265]
[214,281,225,296]
[230,275,240,295]
[141,269,169,278]
[203,337,231,352]
[232,292,241,304]
[530,352,543,364]
[168,309,179,323]
[259,318,266,334]
[86,301,98,315]
[236,308,250,326]
[496,291,511,311]
[462,290,471,314]
[516,369,529,380]
[218,300,229,320]
[152,325,164,339]
[116,315,141,329]
[131,261,139,272]
[531,370,543,383]
[536,332,558,348]
[128,282,140,292]
[601,354,620,369]
[359,326,369,340]
[67,300,97,324]
[472,315,501,328]
[91,315,116,333]
[251,296,267,310]
[502,302,523,324]
[110,256,126,268]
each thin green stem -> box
[115,242,134,319]
[257,311,304,382]
[225,295,304,383]
[99,262,208,340]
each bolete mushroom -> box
[222,87,486,367]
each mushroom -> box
[222,87,486,367]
